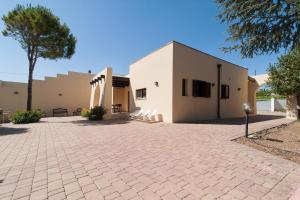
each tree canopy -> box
[2,4,76,110]
[267,46,300,96]
[216,0,300,58]
[2,4,76,61]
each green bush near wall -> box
[256,89,286,100]
[88,106,106,121]
[80,107,106,120]
[81,108,91,118]
[256,95,286,100]
[11,110,43,124]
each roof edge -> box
[130,41,174,66]
[172,41,248,70]
[130,40,248,71]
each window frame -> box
[221,84,230,99]
[182,79,187,96]
[136,88,147,99]
[192,80,211,98]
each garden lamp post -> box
[243,103,252,138]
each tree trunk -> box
[26,64,34,111]
[286,95,299,119]
[297,95,300,119]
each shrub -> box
[88,106,106,120]
[11,110,43,124]
[81,108,91,118]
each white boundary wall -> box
[257,98,286,112]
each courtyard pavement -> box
[0,115,299,200]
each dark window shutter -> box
[182,79,186,96]
[192,80,211,98]
[221,85,229,99]
[205,82,211,98]
[192,80,198,97]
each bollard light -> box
[243,103,252,138]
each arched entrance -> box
[93,84,100,107]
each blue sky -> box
[0,0,281,82]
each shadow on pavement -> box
[187,114,285,125]
[71,119,131,126]
[0,127,28,136]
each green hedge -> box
[80,106,106,120]
[256,95,286,100]
[88,106,106,120]
[11,110,43,124]
[81,108,91,118]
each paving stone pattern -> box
[0,116,299,200]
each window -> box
[192,80,211,98]
[136,88,146,99]
[182,79,187,96]
[221,84,229,99]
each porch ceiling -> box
[112,76,130,87]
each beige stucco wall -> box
[128,41,250,123]
[172,42,248,122]
[0,71,93,116]
[129,43,174,123]
[89,67,113,119]
[0,81,27,113]
[220,66,248,119]
[112,87,129,112]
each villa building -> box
[0,41,258,122]
[90,41,259,123]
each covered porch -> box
[89,68,130,119]
[111,76,130,113]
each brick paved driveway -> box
[0,115,299,200]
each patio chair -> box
[145,110,157,121]
[129,109,143,119]
[112,104,117,113]
[138,110,151,120]
[2,111,11,123]
[116,104,122,112]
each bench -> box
[53,108,68,117]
